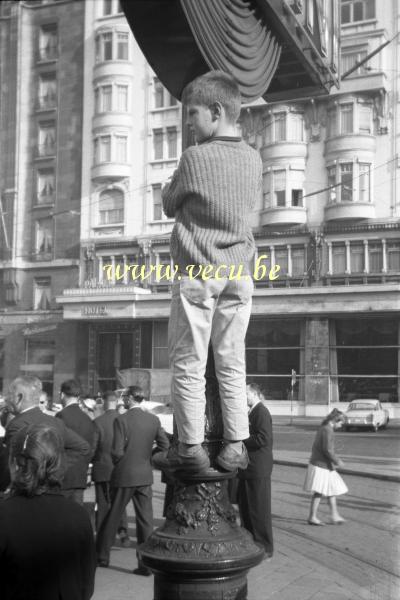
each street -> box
[92,422,400,600]
[273,419,400,459]
[262,465,400,600]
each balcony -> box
[91,162,131,181]
[325,134,375,161]
[261,141,307,163]
[324,202,375,221]
[261,206,307,226]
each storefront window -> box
[153,322,168,368]
[246,319,304,400]
[330,318,400,403]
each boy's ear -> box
[210,102,223,120]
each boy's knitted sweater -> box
[162,137,262,275]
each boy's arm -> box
[162,152,191,217]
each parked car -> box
[343,399,389,432]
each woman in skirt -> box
[304,408,348,525]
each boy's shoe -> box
[216,442,249,471]
[152,443,210,474]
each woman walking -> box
[304,408,348,525]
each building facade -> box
[0,0,86,396]
[1,0,399,415]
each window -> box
[275,112,286,141]
[116,85,128,111]
[327,166,337,203]
[95,135,111,162]
[153,129,163,160]
[152,185,162,220]
[25,339,55,368]
[341,49,368,76]
[388,242,400,272]
[117,32,129,60]
[154,78,164,108]
[246,319,304,401]
[359,163,370,202]
[327,108,337,138]
[340,163,353,202]
[99,189,124,224]
[95,30,129,62]
[34,277,51,310]
[369,242,382,272]
[290,113,304,141]
[36,169,55,204]
[263,172,271,208]
[292,247,305,276]
[153,322,169,368]
[331,317,399,403]
[340,104,353,134]
[275,248,288,276]
[359,105,372,134]
[167,127,177,158]
[35,218,53,255]
[38,121,56,156]
[38,73,57,109]
[102,0,112,15]
[115,135,127,162]
[99,85,112,112]
[38,24,58,61]
[341,0,375,24]
[350,243,364,272]
[273,170,285,206]
[289,170,304,207]
[332,244,346,273]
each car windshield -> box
[348,402,377,411]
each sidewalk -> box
[92,455,400,600]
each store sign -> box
[81,306,108,317]
[23,324,58,336]
[63,302,135,320]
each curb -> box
[274,459,400,483]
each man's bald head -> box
[8,376,42,414]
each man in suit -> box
[92,390,129,545]
[237,383,274,558]
[96,385,170,576]
[56,379,96,505]
[3,376,90,493]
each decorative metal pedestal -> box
[141,467,264,600]
[140,352,264,599]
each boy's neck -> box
[213,121,239,138]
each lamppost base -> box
[140,468,264,600]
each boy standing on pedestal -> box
[154,71,262,475]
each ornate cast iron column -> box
[140,350,264,600]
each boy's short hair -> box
[182,70,241,123]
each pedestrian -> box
[96,385,169,575]
[237,383,274,558]
[304,408,348,525]
[56,379,97,505]
[153,70,262,475]
[0,423,96,600]
[92,390,130,544]
[3,376,90,496]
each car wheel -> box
[382,418,389,429]
[372,424,379,432]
